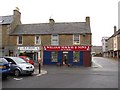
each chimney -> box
[49,18,55,25]
[86,16,90,27]
[13,7,21,23]
[10,7,21,33]
[114,26,117,34]
[14,7,21,17]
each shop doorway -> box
[62,52,68,65]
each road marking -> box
[35,70,47,77]
[13,78,23,81]
[36,74,42,77]
[92,60,103,68]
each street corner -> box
[34,69,47,77]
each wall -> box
[11,34,92,46]
[107,37,114,51]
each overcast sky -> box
[0,0,119,46]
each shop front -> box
[43,46,91,67]
[17,46,41,62]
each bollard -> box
[39,62,41,74]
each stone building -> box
[0,8,21,56]
[0,8,92,66]
[107,26,120,59]
[101,37,109,57]
[91,46,102,56]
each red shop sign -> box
[43,46,90,51]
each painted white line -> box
[95,63,103,68]
[13,78,23,81]
[36,74,42,77]
[92,60,103,68]
[35,70,47,77]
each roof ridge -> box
[19,22,86,25]
[0,15,13,17]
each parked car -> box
[4,57,34,77]
[0,57,11,78]
[19,56,34,65]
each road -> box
[2,57,118,88]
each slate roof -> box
[0,15,13,25]
[11,22,91,35]
[108,29,120,40]
[112,29,120,36]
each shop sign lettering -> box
[18,46,40,51]
[43,46,90,51]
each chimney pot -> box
[86,16,90,26]
[114,26,117,34]
[49,18,55,25]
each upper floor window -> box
[17,36,23,45]
[51,34,59,46]
[73,34,80,45]
[35,36,41,45]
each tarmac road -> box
[2,57,118,88]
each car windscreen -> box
[11,57,27,64]
[0,58,8,64]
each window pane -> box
[73,51,80,62]
[51,52,58,62]
[18,36,22,44]
[74,35,79,41]
[36,36,40,44]
[73,34,80,44]
[51,35,59,45]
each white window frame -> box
[35,36,41,45]
[17,36,23,45]
[73,34,80,45]
[51,34,59,46]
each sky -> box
[0,0,119,46]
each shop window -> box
[35,36,41,45]
[73,51,80,62]
[73,34,80,45]
[51,34,59,46]
[17,36,23,45]
[51,52,58,62]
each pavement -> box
[33,62,48,76]
[34,69,47,76]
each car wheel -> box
[2,75,7,79]
[28,73,33,76]
[14,69,20,77]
